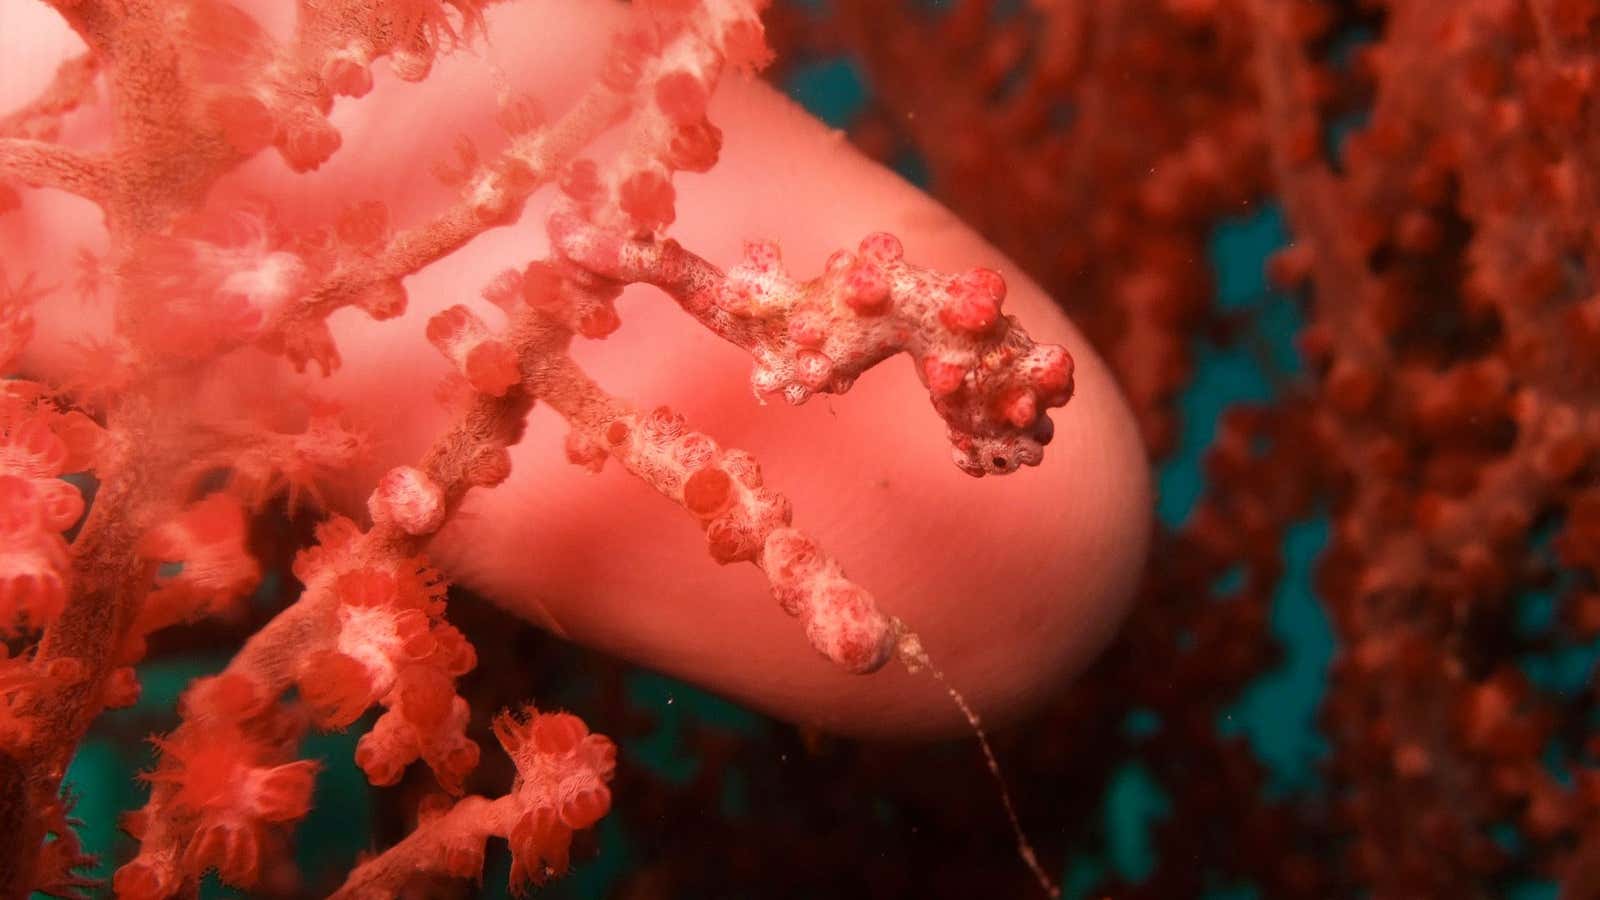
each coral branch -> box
[516,326,903,673]
[330,795,516,899]
[0,52,100,140]
[280,74,632,351]
[0,138,110,203]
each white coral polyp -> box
[368,466,447,536]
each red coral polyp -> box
[495,707,617,892]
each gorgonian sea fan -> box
[0,0,1148,896]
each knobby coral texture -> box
[0,0,1083,897]
[762,0,1600,897]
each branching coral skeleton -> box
[0,0,1074,896]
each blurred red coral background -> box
[756,1,1600,898]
